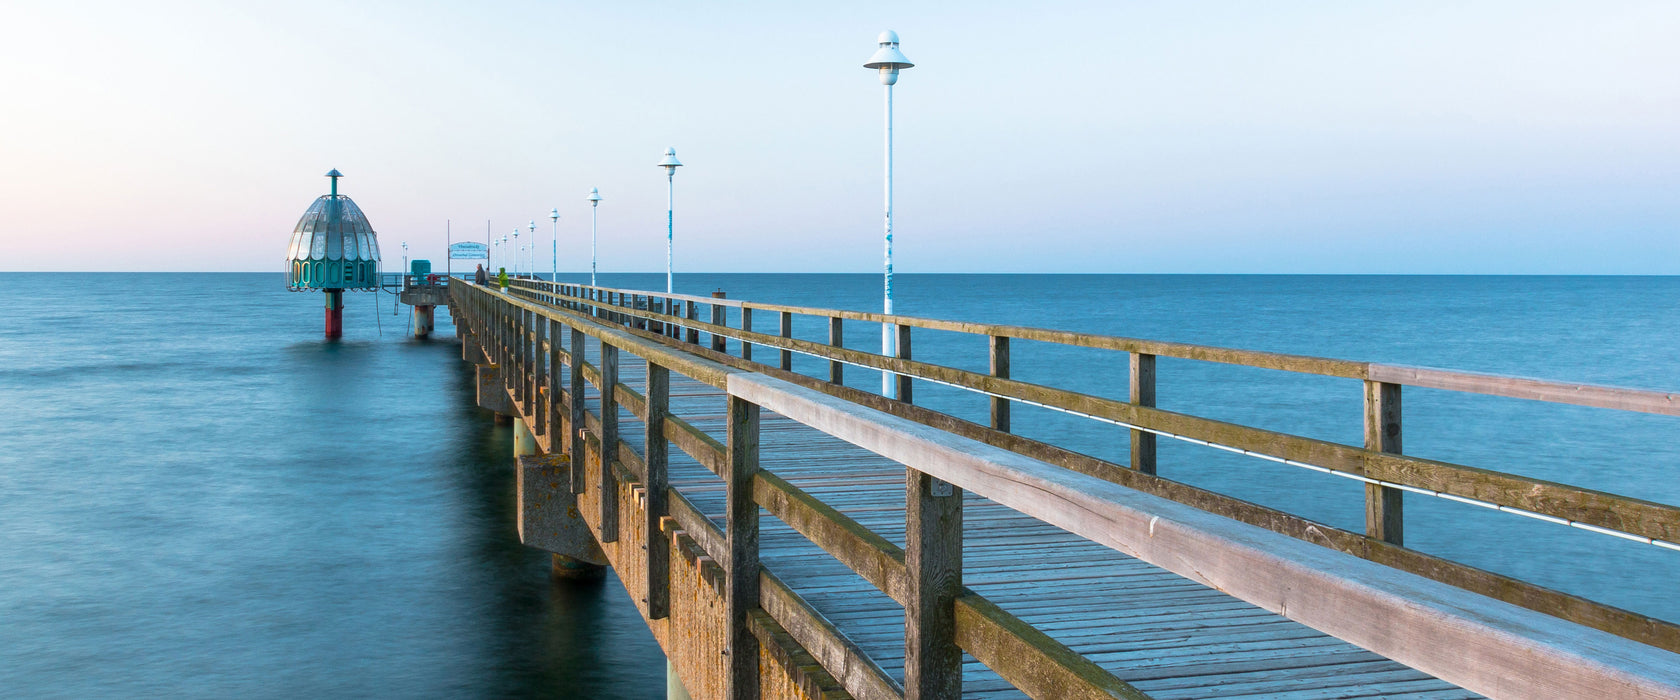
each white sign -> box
[449,242,489,259]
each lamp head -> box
[550,208,559,221]
[529,220,536,233]
[863,30,913,85]
[587,186,601,204]
[657,147,683,175]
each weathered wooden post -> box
[568,326,586,494]
[725,395,761,699]
[1364,381,1403,544]
[598,342,620,543]
[828,316,845,384]
[1130,352,1156,475]
[990,335,1010,432]
[896,324,913,403]
[778,311,793,371]
[685,301,700,345]
[740,307,753,362]
[547,318,562,440]
[644,363,670,620]
[710,291,727,353]
[906,468,962,699]
[533,315,546,437]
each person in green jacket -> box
[497,268,508,290]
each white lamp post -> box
[401,241,408,282]
[511,229,520,277]
[528,221,537,280]
[865,30,914,397]
[587,187,602,287]
[500,235,508,272]
[549,208,560,282]
[657,148,682,294]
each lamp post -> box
[587,187,601,287]
[657,148,682,294]
[511,229,520,277]
[499,235,508,273]
[865,30,914,398]
[401,241,408,279]
[549,208,560,283]
[527,221,537,280]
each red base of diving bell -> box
[325,289,344,339]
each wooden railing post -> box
[896,324,914,403]
[547,318,562,440]
[524,309,537,416]
[990,335,1010,432]
[598,342,619,543]
[533,315,546,436]
[568,325,586,494]
[1130,353,1157,475]
[906,466,963,699]
[740,307,753,361]
[710,293,727,353]
[1364,380,1403,545]
[685,301,699,344]
[828,316,844,384]
[778,311,793,371]
[644,363,670,619]
[725,395,761,699]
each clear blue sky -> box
[2,1,1676,273]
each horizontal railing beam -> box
[726,371,1680,700]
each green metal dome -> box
[286,170,381,291]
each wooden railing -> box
[457,280,1159,699]
[458,279,1680,699]
[502,278,1680,657]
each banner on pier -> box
[449,242,489,260]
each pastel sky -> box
[2,1,1676,273]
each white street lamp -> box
[549,208,560,283]
[401,241,409,281]
[511,229,520,276]
[527,220,537,280]
[865,30,914,397]
[657,147,682,294]
[587,187,601,287]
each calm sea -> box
[3,272,1677,698]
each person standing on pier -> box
[474,263,487,285]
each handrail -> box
[524,279,1680,416]
[508,279,1680,546]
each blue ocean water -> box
[2,272,1677,697]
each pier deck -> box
[451,278,1680,700]
[656,366,1477,699]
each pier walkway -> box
[450,279,1680,699]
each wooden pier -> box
[448,278,1680,699]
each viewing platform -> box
[447,278,1680,699]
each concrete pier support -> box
[413,305,435,338]
[514,419,605,580]
[667,660,691,700]
[513,418,537,457]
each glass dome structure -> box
[286,169,381,291]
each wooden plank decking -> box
[608,354,1480,698]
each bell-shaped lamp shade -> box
[550,207,559,221]
[588,187,601,203]
[657,147,683,172]
[864,30,913,85]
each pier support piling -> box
[413,304,434,338]
[324,289,343,339]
